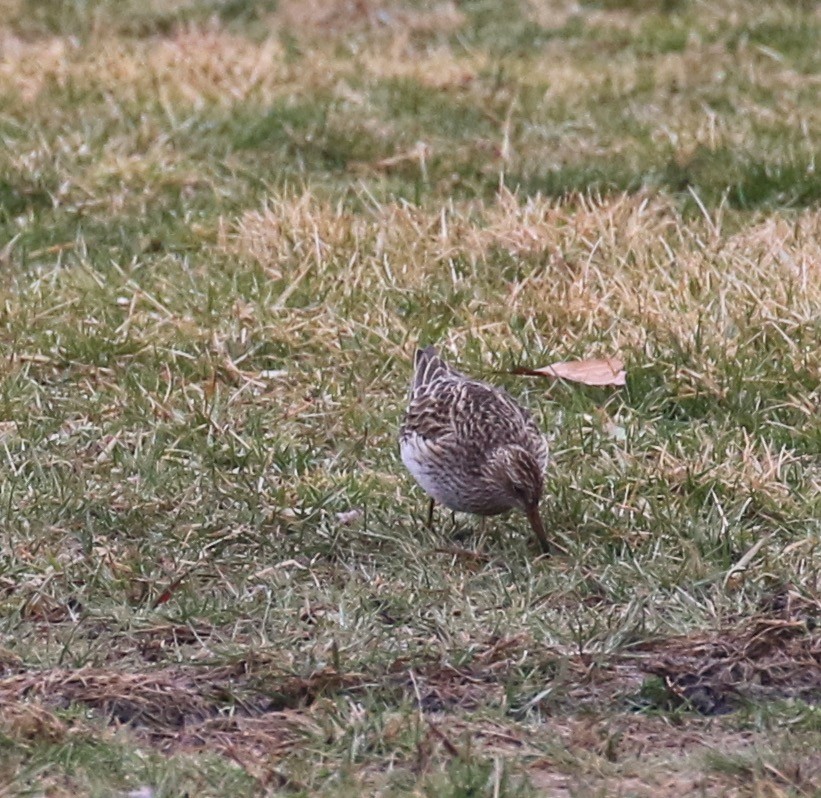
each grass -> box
[1,0,820,795]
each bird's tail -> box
[412,345,452,389]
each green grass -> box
[0,0,820,795]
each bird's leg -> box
[426,498,435,529]
[478,516,487,535]
[474,515,488,551]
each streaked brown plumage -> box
[400,345,550,551]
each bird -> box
[399,345,550,552]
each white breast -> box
[400,433,463,510]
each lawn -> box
[0,0,819,795]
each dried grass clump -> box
[225,190,678,281]
[84,31,291,108]
[525,0,587,31]
[276,0,466,38]
[224,190,821,361]
[136,30,285,107]
[0,29,321,108]
[360,44,483,89]
[0,33,73,103]
[0,700,69,743]
[635,589,821,712]
[0,665,329,780]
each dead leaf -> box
[513,357,626,387]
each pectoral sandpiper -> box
[400,346,550,552]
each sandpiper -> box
[400,345,550,551]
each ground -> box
[0,0,819,795]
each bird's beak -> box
[526,504,550,554]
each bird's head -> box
[489,444,544,512]
[489,444,549,551]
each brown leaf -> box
[514,357,626,387]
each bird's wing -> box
[403,352,548,472]
[401,375,462,443]
[405,376,535,448]
[451,379,541,450]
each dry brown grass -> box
[1,0,819,794]
[224,190,821,362]
[1,589,818,793]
